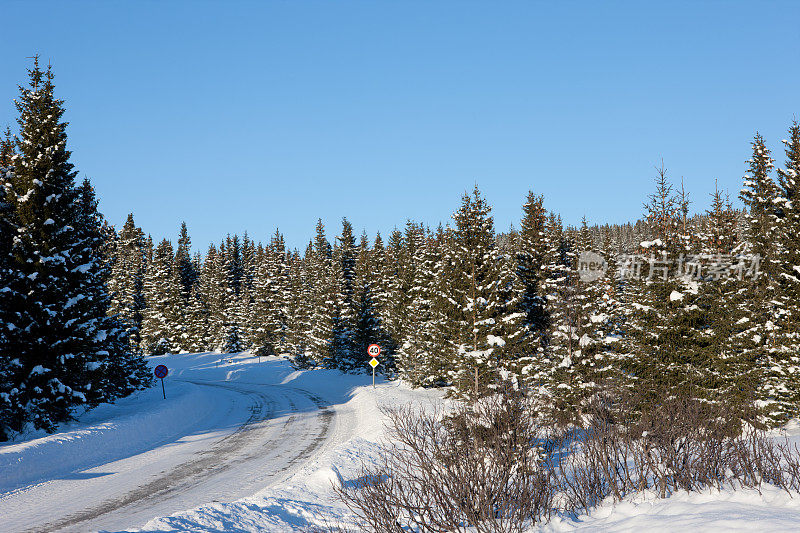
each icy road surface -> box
[0,353,354,532]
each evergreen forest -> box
[3,59,800,440]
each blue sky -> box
[1,1,798,252]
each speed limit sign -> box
[367,344,381,358]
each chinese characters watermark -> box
[578,252,761,282]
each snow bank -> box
[8,350,800,532]
[0,379,215,494]
[542,486,800,532]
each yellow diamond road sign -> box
[369,358,379,368]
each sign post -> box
[367,344,381,389]
[154,364,169,399]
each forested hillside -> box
[106,130,800,426]
[2,58,800,441]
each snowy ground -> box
[2,353,800,532]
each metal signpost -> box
[154,364,169,399]
[368,344,381,388]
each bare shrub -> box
[555,389,800,515]
[335,383,800,530]
[333,387,558,532]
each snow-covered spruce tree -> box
[141,239,183,354]
[216,234,253,352]
[108,214,146,352]
[185,245,212,351]
[381,228,408,355]
[287,243,316,367]
[172,222,197,350]
[353,232,384,372]
[0,132,26,440]
[445,186,509,397]
[511,192,550,389]
[305,220,335,365]
[545,217,620,422]
[329,218,359,370]
[740,132,800,423]
[252,230,291,356]
[268,232,293,354]
[396,225,453,386]
[4,59,149,433]
[738,135,785,419]
[538,214,588,420]
[249,243,272,354]
[365,232,397,371]
[175,221,197,303]
[238,233,257,349]
[773,121,800,404]
[72,180,152,401]
[693,183,761,412]
[610,165,684,415]
[184,256,211,353]
[208,245,229,351]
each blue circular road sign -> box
[154,365,169,379]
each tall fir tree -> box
[108,214,146,352]
[511,192,550,387]
[739,133,797,423]
[446,185,505,397]
[773,121,800,400]
[141,239,182,354]
[174,222,197,302]
[0,130,24,440]
[3,58,149,434]
[306,220,335,364]
[330,218,359,370]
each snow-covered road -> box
[0,354,354,532]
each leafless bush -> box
[334,384,800,531]
[334,387,559,532]
[555,390,800,515]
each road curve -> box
[0,379,335,533]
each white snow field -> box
[2,353,800,532]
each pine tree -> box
[446,185,505,397]
[330,218,359,370]
[0,132,25,440]
[366,232,397,371]
[175,222,197,302]
[4,58,149,433]
[306,220,335,364]
[353,232,382,372]
[511,191,549,387]
[108,214,146,351]
[774,121,800,399]
[397,225,452,386]
[141,239,182,354]
[739,133,795,423]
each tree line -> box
[109,127,800,426]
